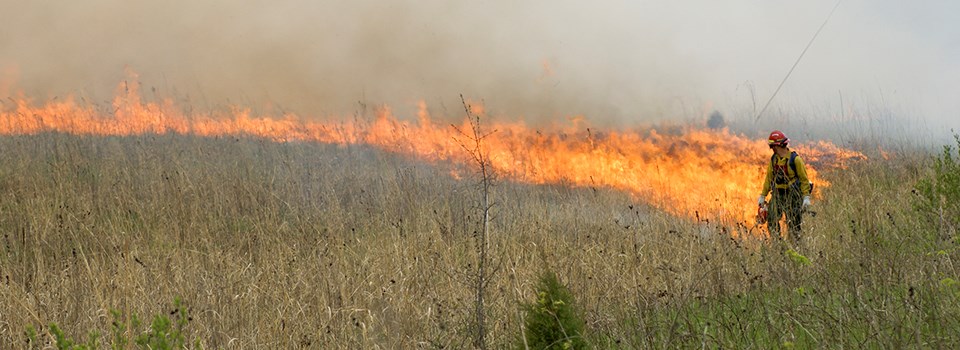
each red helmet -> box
[768,130,789,147]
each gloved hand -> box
[802,196,811,209]
[758,195,766,206]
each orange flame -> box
[0,77,864,225]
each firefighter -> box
[758,130,812,243]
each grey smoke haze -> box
[1,0,958,133]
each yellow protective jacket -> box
[761,151,812,197]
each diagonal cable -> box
[755,0,843,122]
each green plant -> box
[519,272,587,350]
[941,278,960,298]
[28,299,193,350]
[785,249,811,266]
[914,133,960,237]
[25,325,38,349]
[49,323,99,350]
[110,309,131,350]
[133,298,189,349]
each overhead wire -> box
[754,0,843,122]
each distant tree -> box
[707,111,726,130]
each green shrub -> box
[132,298,189,350]
[519,272,587,350]
[914,133,960,237]
[26,298,195,350]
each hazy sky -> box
[1,0,957,131]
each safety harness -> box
[770,151,814,195]
[772,151,799,186]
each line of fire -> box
[0,76,865,229]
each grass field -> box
[0,128,958,348]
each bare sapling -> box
[452,94,497,349]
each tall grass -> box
[0,131,956,348]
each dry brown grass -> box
[0,133,956,348]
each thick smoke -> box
[1,0,957,134]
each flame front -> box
[0,78,863,225]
